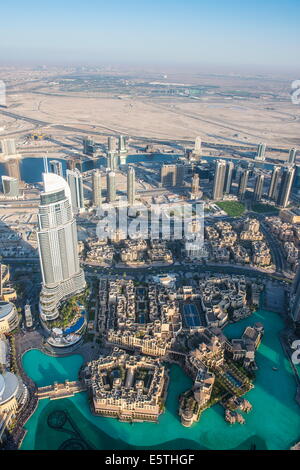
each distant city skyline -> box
[1,0,300,71]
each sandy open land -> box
[0,67,299,151]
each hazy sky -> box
[1,0,299,70]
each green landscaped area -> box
[216,201,245,217]
[252,203,279,214]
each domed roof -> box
[0,301,14,320]
[0,372,19,405]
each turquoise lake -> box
[20,310,300,450]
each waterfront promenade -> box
[37,380,87,400]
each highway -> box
[0,108,290,155]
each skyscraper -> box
[256,143,266,161]
[212,160,226,200]
[160,164,185,187]
[194,136,202,156]
[276,166,295,208]
[66,169,84,213]
[238,169,250,200]
[253,174,264,202]
[108,151,118,171]
[224,161,234,194]
[288,148,297,166]
[127,166,136,206]
[118,135,128,165]
[191,173,200,198]
[83,137,96,156]
[49,160,63,178]
[4,159,21,181]
[0,138,16,156]
[1,176,19,198]
[92,170,102,208]
[37,173,85,321]
[268,166,281,200]
[107,171,116,203]
[108,136,117,153]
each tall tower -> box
[127,166,136,206]
[108,151,118,171]
[256,143,266,161]
[37,173,85,321]
[83,137,95,156]
[212,160,226,200]
[160,164,185,187]
[4,159,21,181]
[118,135,128,165]
[191,173,200,198]
[253,174,264,202]
[1,176,19,198]
[107,171,116,203]
[66,169,84,213]
[92,170,102,208]
[194,136,202,157]
[268,166,281,200]
[288,148,297,166]
[108,136,117,153]
[238,170,250,200]
[276,166,295,208]
[49,160,63,178]
[0,138,16,156]
[224,161,234,194]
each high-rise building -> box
[160,164,185,187]
[107,171,116,203]
[268,166,281,200]
[118,135,128,165]
[4,159,21,181]
[212,160,226,200]
[224,161,234,194]
[191,173,200,198]
[256,143,266,161]
[66,169,84,213]
[288,148,297,166]
[293,165,300,194]
[194,136,202,156]
[92,170,102,208]
[0,138,16,156]
[49,160,63,178]
[238,170,250,200]
[108,151,118,171]
[127,166,135,206]
[37,173,85,321]
[1,176,19,198]
[108,136,117,153]
[253,174,264,202]
[83,137,96,156]
[276,166,295,208]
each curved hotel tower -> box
[37,172,85,322]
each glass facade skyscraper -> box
[37,173,85,321]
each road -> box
[0,108,290,155]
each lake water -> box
[20,309,300,450]
[0,154,181,184]
[0,153,275,185]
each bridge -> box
[37,380,87,400]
